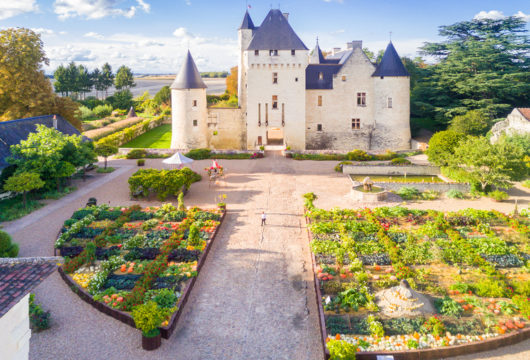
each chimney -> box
[283,13,289,21]
[332,47,341,55]
[53,115,58,129]
[347,41,363,50]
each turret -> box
[170,51,208,150]
[309,38,325,64]
[238,10,255,107]
[372,41,411,149]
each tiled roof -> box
[247,9,308,51]
[171,51,207,90]
[517,108,530,120]
[239,10,255,30]
[309,42,325,64]
[372,41,410,77]
[0,115,81,170]
[0,257,60,317]
[306,64,342,90]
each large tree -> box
[115,65,135,90]
[418,16,530,125]
[0,28,81,129]
[101,63,115,97]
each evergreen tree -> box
[101,63,114,97]
[115,65,135,90]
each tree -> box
[0,29,80,129]
[449,136,525,191]
[62,138,97,180]
[115,65,135,90]
[225,66,237,96]
[426,130,466,166]
[101,63,114,97]
[4,172,45,209]
[0,230,19,258]
[449,110,491,136]
[420,16,530,124]
[108,89,134,110]
[154,85,171,105]
[95,144,118,169]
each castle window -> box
[272,95,278,109]
[273,72,278,84]
[342,75,347,81]
[291,49,296,56]
[265,103,268,123]
[318,72,324,80]
[357,92,366,107]
[317,124,323,131]
[255,50,259,56]
[352,118,360,130]
[193,120,198,127]
[387,97,393,108]
[258,103,261,124]
[193,100,197,107]
[317,95,322,107]
[295,77,298,82]
[269,49,278,56]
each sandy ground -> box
[4,154,529,359]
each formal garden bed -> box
[303,194,529,359]
[56,203,225,348]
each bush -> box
[107,89,134,110]
[426,130,466,166]
[131,301,172,337]
[523,180,530,188]
[435,296,463,317]
[346,149,371,161]
[78,106,94,120]
[128,168,201,200]
[446,189,465,199]
[29,293,50,331]
[489,190,509,202]
[0,230,19,257]
[93,104,113,118]
[391,157,411,165]
[472,278,507,298]
[185,148,212,160]
[334,161,353,173]
[421,190,440,200]
[327,339,357,360]
[137,159,145,166]
[127,149,147,159]
[397,186,420,200]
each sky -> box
[0,0,528,74]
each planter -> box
[142,332,161,350]
[218,204,226,211]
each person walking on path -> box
[261,211,267,226]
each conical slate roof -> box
[171,51,207,90]
[309,40,325,64]
[239,10,255,30]
[372,42,409,77]
[247,9,308,50]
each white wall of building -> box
[171,88,208,150]
[0,294,31,360]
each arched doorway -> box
[266,128,283,145]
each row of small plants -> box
[296,149,416,162]
[185,148,264,160]
[57,202,223,347]
[95,115,166,147]
[303,193,529,358]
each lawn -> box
[122,124,172,149]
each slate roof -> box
[372,41,410,77]
[0,115,81,171]
[171,51,207,90]
[0,257,60,317]
[247,9,308,51]
[306,64,342,90]
[309,41,325,64]
[239,10,255,30]
[517,108,530,121]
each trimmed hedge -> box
[96,116,167,147]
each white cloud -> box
[53,0,151,20]
[0,0,38,20]
[31,28,55,36]
[84,32,104,39]
[474,10,530,22]
[184,0,191,5]
[173,27,193,38]
[323,0,344,3]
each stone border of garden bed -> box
[57,209,226,340]
[304,214,530,360]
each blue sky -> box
[1,0,528,73]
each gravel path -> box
[4,155,527,359]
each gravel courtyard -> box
[5,153,529,360]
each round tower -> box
[238,10,255,108]
[171,51,208,150]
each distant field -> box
[123,124,172,148]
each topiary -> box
[0,230,19,257]
[131,301,172,337]
[127,149,147,159]
[346,149,371,161]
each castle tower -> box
[170,51,208,150]
[309,38,325,64]
[238,10,255,108]
[372,41,411,150]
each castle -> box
[171,9,411,151]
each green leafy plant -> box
[472,278,507,298]
[435,296,463,317]
[0,230,19,257]
[421,316,446,337]
[29,293,50,331]
[391,157,411,165]
[367,315,384,338]
[446,189,465,199]
[327,339,357,360]
[397,186,420,200]
[137,159,145,166]
[177,192,185,211]
[488,190,509,202]
[126,149,147,159]
[131,301,172,337]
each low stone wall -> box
[343,164,440,176]
[372,182,470,193]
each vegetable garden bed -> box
[56,203,225,340]
[304,199,529,359]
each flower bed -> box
[304,197,529,359]
[56,203,224,340]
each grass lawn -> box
[123,124,172,148]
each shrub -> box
[78,105,94,120]
[327,339,357,360]
[93,104,113,118]
[334,161,353,173]
[128,168,201,200]
[391,157,411,165]
[0,230,19,257]
[29,294,50,331]
[472,278,507,298]
[523,180,530,188]
[185,148,212,160]
[367,315,385,338]
[435,296,463,317]
[512,295,530,318]
[446,189,465,199]
[137,159,145,166]
[421,190,440,200]
[489,190,509,202]
[187,224,201,246]
[131,301,172,337]
[397,186,420,200]
[346,149,371,161]
[426,130,466,166]
[127,149,147,159]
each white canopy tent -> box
[162,152,194,169]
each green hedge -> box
[128,168,201,200]
[96,116,167,147]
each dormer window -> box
[254,50,259,56]
[318,72,324,80]
[269,49,278,56]
[291,49,295,56]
